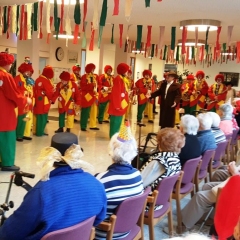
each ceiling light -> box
[132,50,145,54]
[177,39,205,46]
[180,19,221,32]
[53,32,80,39]
[43,0,84,5]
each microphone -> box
[15,171,35,179]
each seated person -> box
[196,113,217,154]
[0,132,107,240]
[219,102,233,135]
[95,121,144,239]
[140,128,184,191]
[181,161,239,231]
[207,112,226,144]
[178,114,201,166]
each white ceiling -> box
[1,0,240,46]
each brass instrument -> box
[129,88,137,105]
[181,92,190,101]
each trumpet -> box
[129,90,137,105]
[182,92,190,101]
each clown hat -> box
[85,63,95,73]
[196,70,205,78]
[72,64,81,72]
[187,74,195,81]
[117,121,133,143]
[142,70,152,78]
[18,62,34,74]
[215,74,224,82]
[0,52,14,67]
[42,65,54,79]
[104,65,113,73]
[117,63,129,75]
[59,71,71,81]
[127,69,132,75]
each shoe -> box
[144,115,148,117]
[90,127,100,130]
[55,128,64,133]
[74,119,78,123]
[98,121,103,124]
[148,120,154,123]
[16,138,23,142]
[66,128,70,132]
[1,165,20,171]
[153,111,158,114]
[81,128,87,131]
[47,120,49,123]
[102,120,110,123]
[23,136,32,140]
[44,133,49,136]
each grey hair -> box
[206,112,220,128]
[219,103,233,120]
[108,133,137,164]
[197,113,213,130]
[180,114,199,135]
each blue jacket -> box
[0,166,107,240]
[197,130,217,154]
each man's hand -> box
[228,161,239,176]
[27,97,32,105]
[171,102,176,108]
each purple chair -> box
[144,172,181,240]
[230,129,239,161]
[195,150,215,192]
[97,187,151,240]
[41,216,96,240]
[209,140,228,181]
[172,156,201,234]
[225,133,232,164]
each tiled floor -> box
[0,105,209,239]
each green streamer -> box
[205,44,209,54]
[98,26,104,48]
[31,13,34,34]
[55,17,61,39]
[163,45,167,60]
[191,46,195,59]
[176,46,179,61]
[136,25,143,50]
[33,2,38,31]
[151,44,155,58]
[111,24,114,44]
[81,22,87,48]
[74,0,81,25]
[16,5,20,36]
[54,0,58,31]
[145,0,150,7]
[100,0,107,26]
[205,27,210,51]
[3,6,7,33]
[171,27,176,50]
[223,43,227,52]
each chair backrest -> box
[214,140,228,162]
[225,133,232,141]
[41,216,95,240]
[231,129,239,145]
[113,187,151,233]
[155,172,181,206]
[200,150,215,172]
[182,156,202,185]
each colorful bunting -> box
[171,27,176,51]
[7,6,11,38]
[146,26,152,47]
[0,7,2,36]
[205,26,210,50]
[227,26,234,47]
[181,26,187,54]
[26,3,32,39]
[82,21,87,48]
[33,2,38,31]
[145,0,151,7]
[47,16,53,44]
[163,45,167,60]
[38,1,43,39]
[19,5,25,40]
[54,0,58,32]
[73,0,81,44]
[46,0,51,34]
[60,0,64,33]
[113,0,119,16]
[216,27,221,51]
[100,0,107,26]
[151,44,155,58]
[136,25,143,50]
[158,26,165,49]
[93,0,99,30]
[195,27,198,47]
[89,22,95,51]
[16,5,20,36]
[119,24,123,48]
[82,0,87,31]
[97,26,103,48]
[125,0,133,22]
[111,24,114,44]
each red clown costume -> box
[33,65,54,136]
[80,63,99,131]
[53,71,81,133]
[15,62,34,141]
[0,52,29,171]
[71,64,81,87]
[207,74,227,112]
[108,63,130,138]
[98,65,114,124]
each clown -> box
[0,52,31,171]
[80,63,99,131]
[15,61,34,141]
[98,65,113,124]
[108,63,130,138]
[53,71,81,133]
[135,69,155,123]
[33,65,54,136]
[207,74,227,112]
[71,64,81,87]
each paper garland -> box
[119,24,123,48]
[136,25,143,50]
[113,0,119,15]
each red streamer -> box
[159,49,162,60]
[199,46,204,62]
[73,24,79,44]
[47,16,53,44]
[19,5,25,40]
[155,44,158,57]
[216,27,222,51]
[186,47,189,64]
[181,26,187,54]
[119,24,123,48]
[236,42,240,63]
[213,46,216,61]
[89,22,95,51]
[82,0,88,31]
[39,1,43,39]
[24,12,27,40]
[60,0,64,34]
[7,6,11,39]
[144,43,147,58]
[113,0,119,15]
[146,26,152,47]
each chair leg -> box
[168,210,173,237]
[195,182,199,192]
[148,220,155,240]
[176,197,182,234]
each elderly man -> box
[196,113,217,154]
[219,102,234,135]
[95,121,143,239]
[0,132,107,240]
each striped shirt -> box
[95,163,144,239]
[211,127,226,144]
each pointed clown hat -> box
[117,121,134,143]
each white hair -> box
[108,133,137,164]
[163,233,210,240]
[219,103,233,120]
[206,112,220,128]
[180,114,199,135]
[197,113,213,130]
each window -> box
[130,57,136,80]
[81,49,86,76]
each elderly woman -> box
[178,115,201,166]
[95,121,144,239]
[219,102,233,135]
[206,112,226,144]
[197,113,217,154]
[140,128,184,191]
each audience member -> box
[178,114,201,166]
[196,113,217,154]
[206,112,226,144]
[140,128,184,192]
[0,133,107,240]
[219,102,233,135]
[95,121,144,239]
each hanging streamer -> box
[0,7,2,36]
[136,25,143,50]
[171,27,176,50]
[163,45,167,60]
[205,27,210,50]
[65,1,71,47]
[155,44,158,57]
[60,0,64,33]
[82,21,87,48]
[158,26,165,50]
[227,26,234,47]
[146,26,152,47]
[97,26,103,48]
[125,0,133,22]
[33,2,38,31]
[19,5,25,40]
[119,24,123,48]
[16,5,20,36]
[26,3,32,39]
[3,6,7,34]
[176,46,179,61]
[46,0,51,34]
[93,0,99,30]
[11,5,17,34]
[54,0,58,31]
[113,0,119,15]
[100,0,107,26]
[195,27,198,48]
[38,1,43,39]
[73,0,81,44]
[89,22,95,51]
[82,0,88,31]
[111,24,114,44]
[181,26,187,54]
[151,44,155,58]
[47,16,53,44]
[145,0,151,7]
[216,26,221,56]
[24,12,28,40]
[7,6,11,39]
